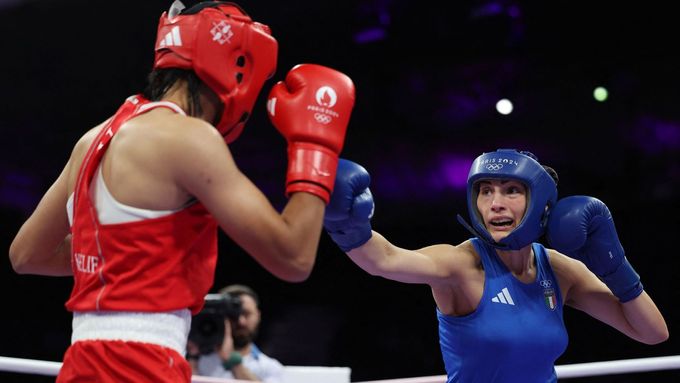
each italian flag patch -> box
[544,288,557,311]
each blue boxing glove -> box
[546,195,643,302]
[324,159,374,252]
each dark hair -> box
[219,284,260,307]
[142,68,204,117]
[542,165,559,186]
[521,150,559,186]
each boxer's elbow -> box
[281,270,312,283]
[274,251,316,283]
[8,237,53,275]
[282,257,315,282]
[641,327,669,345]
[9,241,33,274]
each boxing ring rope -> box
[1,355,680,381]
[555,355,680,378]
[0,356,61,377]
[348,356,680,382]
[0,356,244,383]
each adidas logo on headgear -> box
[159,26,183,48]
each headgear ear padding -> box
[153,1,278,143]
[465,149,557,250]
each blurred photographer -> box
[187,285,284,382]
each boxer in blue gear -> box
[324,151,668,383]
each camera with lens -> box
[188,293,243,355]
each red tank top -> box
[66,95,217,315]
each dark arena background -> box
[1,1,678,382]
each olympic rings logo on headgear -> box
[486,163,504,171]
[314,113,332,124]
[315,86,337,107]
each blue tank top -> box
[437,238,568,383]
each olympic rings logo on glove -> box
[314,113,332,124]
[486,163,504,171]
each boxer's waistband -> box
[71,309,191,355]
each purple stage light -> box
[439,155,473,190]
[1,170,40,214]
[629,116,680,153]
[354,27,387,44]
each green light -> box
[593,86,608,102]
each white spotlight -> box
[496,98,514,115]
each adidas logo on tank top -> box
[491,287,515,305]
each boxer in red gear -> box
[9,2,355,382]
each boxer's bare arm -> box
[171,117,325,282]
[9,162,72,275]
[9,122,107,275]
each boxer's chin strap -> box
[455,214,510,250]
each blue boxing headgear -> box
[456,149,557,250]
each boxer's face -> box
[476,179,527,242]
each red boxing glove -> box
[267,64,355,203]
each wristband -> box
[285,142,339,204]
[222,351,243,370]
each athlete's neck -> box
[160,80,221,124]
[497,245,534,278]
[160,83,191,115]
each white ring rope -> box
[1,355,679,381]
[0,356,61,376]
[0,356,247,383]
[555,355,680,378]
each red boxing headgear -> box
[153,1,278,143]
